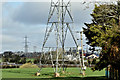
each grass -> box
[2,67,106,80]
[0,58,2,62]
[1,77,107,80]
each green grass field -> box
[1,67,107,80]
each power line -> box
[33,46,37,53]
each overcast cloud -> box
[2,2,94,52]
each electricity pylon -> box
[24,36,30,57]
[24,36,28,54]
[41,0,78,73]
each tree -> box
[3,52,21,64]
[3,58,9,62]
[34,59,39,64]
[83,2,120,70]
[9,55,21,64]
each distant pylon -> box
[24,36,29,55]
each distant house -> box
[86,54,99,59]
[3,51,14,56]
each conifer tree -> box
[83,2,120,70]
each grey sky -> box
[2,2,94,52]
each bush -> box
[20,63,38,68]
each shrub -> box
[20,63,38,68]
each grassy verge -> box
[2,67,105,79]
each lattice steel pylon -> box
[24,36,30,58]
[41,0,79,73]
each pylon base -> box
[35,72,40,76]
[54,72,60,77]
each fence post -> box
[112,67,114,79]
[114,69,116,80]
[115,69,117,80]
[110,67,111,79]
[107,67,108,78]
[117,69,118,80]
[118,69,120,80]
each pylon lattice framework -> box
[40,0,80,73]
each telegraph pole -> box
[76,31,85,74]
[80,31,85,67]
[80,31,86,76]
